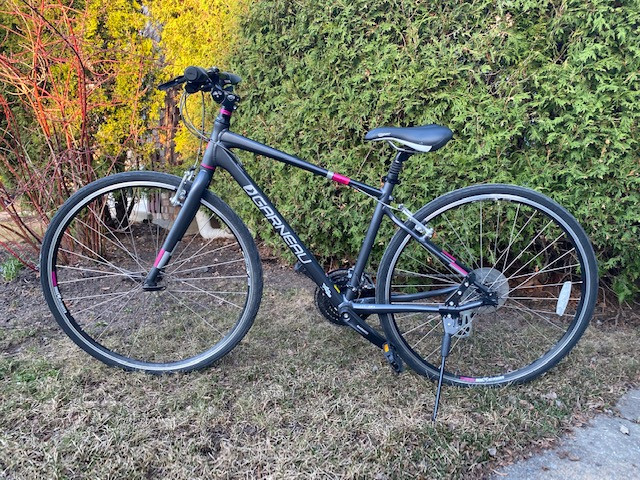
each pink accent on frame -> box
[450,263,469,276]
[153,249,166,268]
[442,250,456,262]
[442,250,468,275]
[51,271,57,287]
[200,163,215,171]
[332,173,351,185]
[459,377,475,382]
[220,108,233,116]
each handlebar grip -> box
[220,72,242,85]
[184,66,211,84]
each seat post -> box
[385,150,412,185]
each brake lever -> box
[157,76,186,91]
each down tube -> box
[214,148,342,306]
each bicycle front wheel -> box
[377,184,598,386]
[40,171,263,373]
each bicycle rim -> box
[379,185,597,386]
[42,174,260,372]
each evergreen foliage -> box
[220,0,640,298]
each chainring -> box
[314,269,375,325]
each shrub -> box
[214,0,640,298]
[1,257,23,282]
[0,0,161,267]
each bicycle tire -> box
[376,184,598,387]
[40,171,263,373]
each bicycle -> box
[40,67,599,419]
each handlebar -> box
[158,66,242,93]
[184,66,210,83]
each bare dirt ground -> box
[0,261,639,479]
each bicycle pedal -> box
[383,343,404,374]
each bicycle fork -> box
[143,166,215,289]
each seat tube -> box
[345,151,410,300]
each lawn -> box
[1,265,638,479]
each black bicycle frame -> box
[144,113,482,349]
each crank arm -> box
[337,305,387,349]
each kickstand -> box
[432,314,457,422]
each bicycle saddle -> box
[364,124,453,153]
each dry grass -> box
[1,267,639,479]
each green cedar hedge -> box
[219,0,639,299]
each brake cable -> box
[170,91,207,206]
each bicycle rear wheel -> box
[377,184,598,386]
[40,171,262,373]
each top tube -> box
[217,130,383,198]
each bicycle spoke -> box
[442,212,479,270]
[165,289,226,336]
[94,287,144,342]
[501,219,554,277]
[505,296,580,301]
[496,230,564,290]
[504,299,570,325]
[166,242,237,274]
[168,289,247,295]
[166,211,228,269]
[173,278,243,310]
[59,240,132,276]
[56,265,144,279]
[412,321,442,348]
[85,204,146,271]
[170,258,244,276]
[126,293,152,359]
[120,192,145,271]
[394,268,459,285]
[72,284,142,317]
[506,251,577,292]
[479,202,483,269]
[510,281,582,290]
[499,206,536,274]
[170,275,246,282]
[492,200,503,265]
[64,291,144,302]
[400,315,440,335]
[404,250,463,281]
[497,305,555,346]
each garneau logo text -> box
[243,185,312,264]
